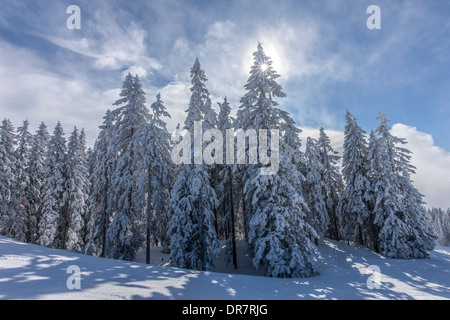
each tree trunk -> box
[358,224,364,246]
[146,169,152,264]
[331,206,340,241]
[101,172,109,258]
[61,201,69,250]
[228,167,237,269]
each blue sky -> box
[0,0,449,207]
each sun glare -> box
[260,63,268,72]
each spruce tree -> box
[0,119,17,237]
[337,111,371,244]
[366,113,435,258]
[11,120,34,242]
[317,127,344,240]
[168,58,220,271]
[63,127,89,251]
[106,74,150,261]
[304,137,328,244]
[86,110,116,257]
[428,208,450,245]
[78,129,91,247]
[27,122,50,244]
[237,43,318,277]
[135,93,173,263]
[216,97,238,268]
[38,122,67,248]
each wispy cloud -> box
[0,39,118,146]
[392,124,450,209]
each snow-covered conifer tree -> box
[428,208,450,245]
[78,129,91,246]
[236,43,318,277]
[10,120,34,242]
[38,122,67,248]
[135,93,173,263]
[106,74,150,261]
[86,110,116,257]
[27,122,50,244]
[0,119,17,237]
[216,97,238,268]
[317,127,344,240]
[304,137,328,244]
[366,114,435,258]
[337,111,371,244]
[62,127,89,251]
[168,58,220,271]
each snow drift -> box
[1,236,449,300]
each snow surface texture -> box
[0,236,449,300]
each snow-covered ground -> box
[0,235,449,300]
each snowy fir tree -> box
[365,114,435,258]
[86,110,116,257]
[304,137,329,244]
[0,119,17,237]
[78,129,91,246]
[427,208,450,245]
[216,97,238,268]
[168,164,220,271]
[236,43,318,277]
[317,127,344,240]
[235,42,286,237]
[134,93,173,263]
[38,122,67,249]
[337,111,371,245]
[106,73,150,261]
[62,127,90,251]
[27,122,50,244]
[184,58,217,131]
[9,120,34,242]
[168,58,220,271]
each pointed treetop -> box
[151,93,171,129]
[185,57,216,131]
[217,97,233,131]
[236,42,286,130]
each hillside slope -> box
[0,236,449,300]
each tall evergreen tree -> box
[168,58,220,271]
[10,120,34,242]
[317,127,344,240]
[62,127,89,251]
[135,93,173,263]
[86,110,116,257]
[235,42,287,237]
[236,43,318,277]
[38,122,67,248]
[337,111,371,244]
[27,122,50,244]
[106,74,150,261]
[366,114,435,258]
[78,129,91,246]
[304,137,329,244]
[0,119,17,237]
[216,97,238,268]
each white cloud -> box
[392,124,450,209]
[0,40,118,147]
[42,8,161,75]
[299,126,344,156]
[123,66,148,78]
